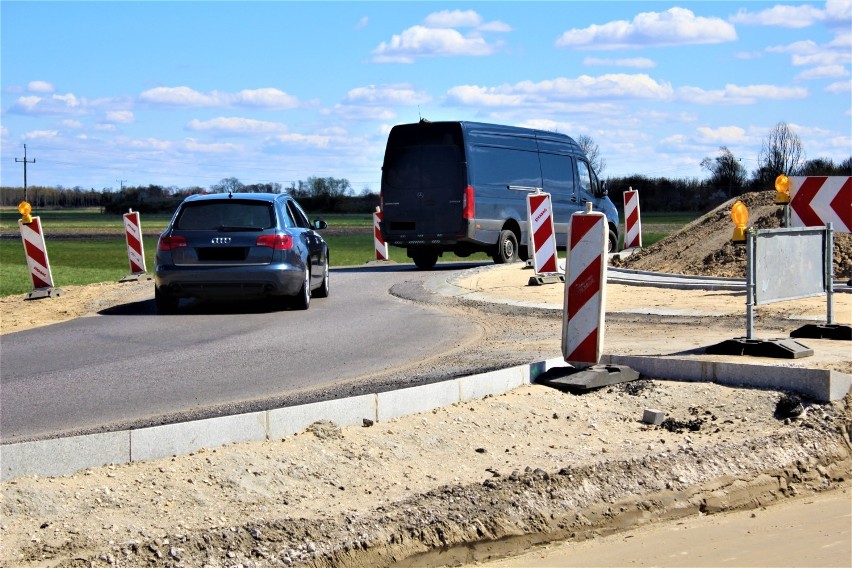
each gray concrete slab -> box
[459,366,527,402]
[1,431,129,481]
[269,394,377,439]
[377,379,462,422]
[130,412,267,462]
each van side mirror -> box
[597,180,608,198]
[313,219,328,230]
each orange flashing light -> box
[774,174,791,204]
[18,201,33,224]
[731,200,748,243]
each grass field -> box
[0,208,694,297]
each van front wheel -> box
[493,230,519,264]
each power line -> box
[14,144,36,202]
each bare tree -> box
[755,122,804,187]
[700,146,747,198]
[576,134,607,176]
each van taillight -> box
[157,235,187,251]
[256,233,293,250]
[463,185,475,219]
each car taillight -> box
[463,185,475,220]
[157,235,188,251]
[256,233,293,250]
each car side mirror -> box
[313,219,328,230]
[597,180,608,198]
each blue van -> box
[379,120,619,269]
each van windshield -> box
[382,125,465,193]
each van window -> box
[577,160,594,196]
[383,125,465,193]
[470,145,541,189]
[540,153,576,200]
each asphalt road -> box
[0,264,478,443]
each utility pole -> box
[15,144,36,203]
[118,179,127,192]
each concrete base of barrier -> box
[3,355,849,481]
[601,354,852,402]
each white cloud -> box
[424,9,482,28]
[695,126,749,144]
[139,86,299,109]
[555,7,736,51]
[61,120,83,129]
[11,92,85,116]
[447,74,675,108]
[186,117,288,135]
[826,79,852,93]
[106,110,134,124]
[825,0,852,23]
[23,130,59,140]
[181,138,242,153]
[583,57,656,69]
[372,10,508,63]
[268,133,332,148]
[796,65,850,80]
[677,84,808,105]
[372,26,500,63]
[729,4,825,28]
[27,80,55,93]
[355,16,368,30]
[343,84,431,106]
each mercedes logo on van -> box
[417,192,424,198]
[211,237,231,244]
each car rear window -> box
[175,201,275,231]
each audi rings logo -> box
[211,237,231,244]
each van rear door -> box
[381,123,467,238]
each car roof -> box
[183,192,286,203]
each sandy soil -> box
[1,191,851,567]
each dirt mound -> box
[613,190,852,280]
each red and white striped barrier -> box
[562,209,607,366]
[527,192,558,274]
[374,209,389,261]
[123,209,147,276]
[622,188,642,249]
[19,216,62,299]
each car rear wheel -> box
[290,267,311,310]
[314,256,330,298]
[155,287,179,314]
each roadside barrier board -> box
[374,209,389,261]
[562,210,607,365]
[18,216,62,299]
[527,191,558,274]
[789,176,851,233]
[622,188,642,249]
[123,210,146,274]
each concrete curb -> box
[0,361,559,482]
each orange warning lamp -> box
[18,201,33,224]
[774,174,791,204]
[731,200,748,244]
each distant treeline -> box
[1,156,849,216]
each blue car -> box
[154,192,329,313]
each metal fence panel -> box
[754,227,825,305]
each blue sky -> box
[1,1,850,193]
